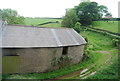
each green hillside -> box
[92,21,118,33]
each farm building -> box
[1,21,86,74]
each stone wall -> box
[67,45,85,64]
[2,47,62,73]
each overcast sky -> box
[0,0,119,18]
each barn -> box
[1,21,86,74]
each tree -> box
[61,8,78,28]
[98,5,108,17]
[75,2,109,25]
[0,9,25,24]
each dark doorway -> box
[62,47,68,55]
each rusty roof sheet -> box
[1,25,86,48]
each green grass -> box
[24,18,62,26]
[80,31,116,50]
[87,53,118,79]
[73,31,118,79]
[92,21,118,33]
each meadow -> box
[24,17,62,27]
[92,21,118,33]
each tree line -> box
[61,1,112,32]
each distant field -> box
[25,18,62,27]
[92,21,118,33]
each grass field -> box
[92,21,118,33]
[24,18,62,27]
[24,18,118,33]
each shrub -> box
[73,22,81,33]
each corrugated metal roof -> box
[1,25,86,48]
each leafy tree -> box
[61,8,78,28]
[0,9,25,24]
[98,5,108,17]
[75,2,109,25]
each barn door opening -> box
[62,47,68,55]
[2,55,19,74]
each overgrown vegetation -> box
[73,22,81,33]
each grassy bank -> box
[87,52,118,79]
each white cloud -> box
[0,0,119,18]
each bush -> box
[73,22,81,33]
[56,21,59,23]
[112,39,120,47]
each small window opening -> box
[62,47,68,55]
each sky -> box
[0,0,119,18]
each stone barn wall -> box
[67,45,85,64]
[2,45,85,74]
[2,47,62,73]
